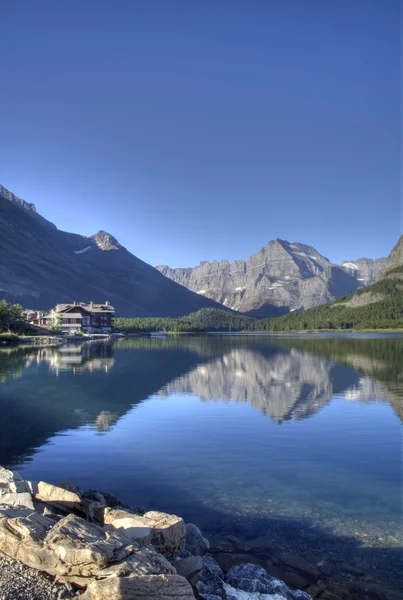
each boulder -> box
[103,508,151,545]
[143,511,186,556]
[0,506,60,572]
[185,522,210,556]
[215,553,262,573]
[279,554,320,583]
[80,574,196,599]
[45,513,134,577]
[210,536,236,554]
[31,481,81,512]
[238,536,276,556]
[196,553,225,598]
[175,555,203,581]
[0,492,34,510]
[94,547,176,578]
[225,563,292,597]
[0,467,28,494]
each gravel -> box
[0,553,76,600]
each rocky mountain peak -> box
[91,231,120,251]
[0,183,56,230]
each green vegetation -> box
[116,276,403,333]
[0,300,24,333]
[268,277,403,331]
[115,309,256,333]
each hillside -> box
[0,185,225,317]
[157,239,362,317]
[266,276,403,331]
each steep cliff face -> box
[376,235,403,279]
[157,240,362,316]
[342,257,386,285]
[0,185,224,316]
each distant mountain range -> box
[0,185,224,316]
[158,240,384,317]
[0,183,391,318]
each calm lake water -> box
[0,334,402,585]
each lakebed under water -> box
[0,334,402,587]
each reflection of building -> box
[35,343,115,374]
[41,301,115,334]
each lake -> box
[0,334,402,587]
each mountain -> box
[157,239,362,317]
[266,235,403,331]
[341,257,386,285]
[376,235,403,279]
[0,185,225,316]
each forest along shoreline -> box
[0,466,401,600]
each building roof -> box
[54,302,115,314]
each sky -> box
[0,0,401,267]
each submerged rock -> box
[186,522,210,556]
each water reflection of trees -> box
[0,335,401,467]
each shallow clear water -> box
[0,334,402,583]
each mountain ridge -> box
[157,238,364,316]
[0,184,226,317]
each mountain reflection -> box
[0,335,401,467]
[159,347,390,422]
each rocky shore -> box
[0,466,401,600]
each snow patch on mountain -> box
[74,246,91,254]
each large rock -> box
[31,481,81,512]
[144,511,186,556]
[279,554,320,583]
[225,563,293,597]
[196,553,225,598]
[94,546,176,578]
[185,522,210,556]
[0,492,34,510]
[0,467,28,494]
[175,555,203,581]
[45,513,134,577]
[215,552,262,573]
[0,506,60,572]
[103,508,151,545]
[80,574,196,599]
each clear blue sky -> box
[0,0,401,267]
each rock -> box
[281,571,309,591]
[238,536,276,556]
[215,553,262,573]
[144,510,186,556]
[210,537,236,554]
[94,546,176,578]
[279,554,320,582]
[318,592,343,600]
[32,481,81,512]
[103,508,151,545]
[0,492,34,510]
[45,513,134,577]
[80,574,196,599]
[175,555,203,581]
[0,466,28,494]
[196,553,225,597]
[225,563,292,597]
[316,560,334,576]
[0,506,61,572]
[186,522,210,556]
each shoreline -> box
[0,467,401,600]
